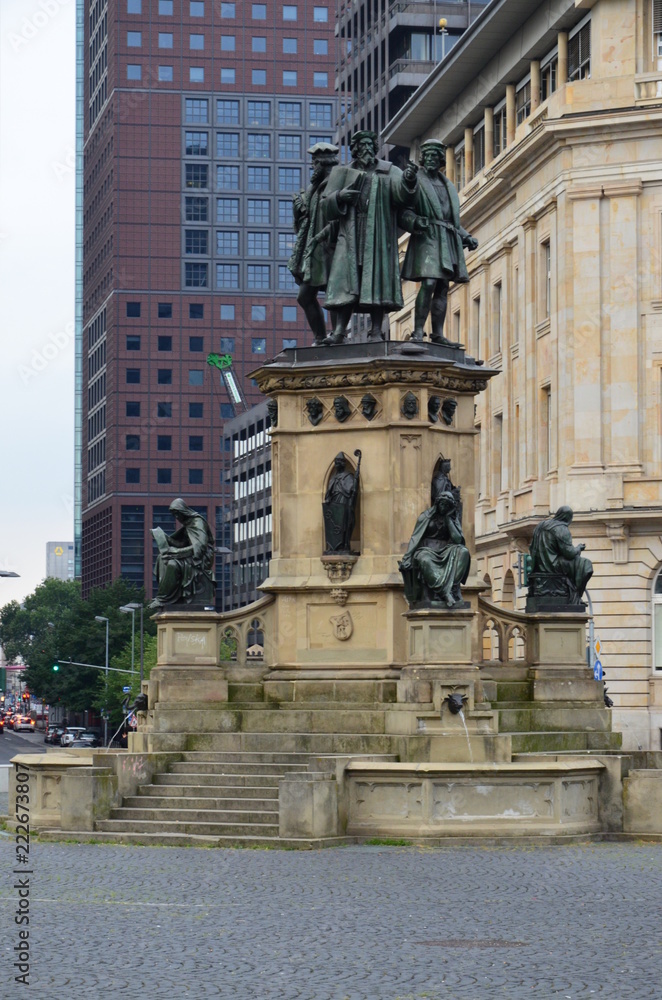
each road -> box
[0,728,45,766]
[0,840,659,998]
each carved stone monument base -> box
[149,612,228,708]
[527,611,603,703]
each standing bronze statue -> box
[288,142,340,345]
[399,492,470,608]
[400,139,478,346]
[323,450,361,554]
[526,506,593,610]
[149,499,216,609]
[322,130,418,344]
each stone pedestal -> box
[527,612,602,702]
[148,612,228,708]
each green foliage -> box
[96,632,158,731]
[0,578,157,714]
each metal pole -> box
[130,608,135,676]
[139,604,144,686]
[104,619,109,747]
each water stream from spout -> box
[458,709,474,763]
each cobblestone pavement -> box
[1,840,660,998]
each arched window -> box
[502,569,515,610]
[653,569,662,671]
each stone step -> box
[96,818,280,837]
[493,682,532,702]
[154,772,284,788]
[511,731,622,753]
[140,782,279,800]
[187,732,398,754]
[39,829,340,849]
[239,710,387,734]
[179,750,312,764]
[109,806,278,824]
[497,707,611,733]
[169,760,308,775]
[124,794,277,811]
[227,683,264,703]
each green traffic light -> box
[53,664,59,672]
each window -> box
[221,35,236,51]
[217,132,239,157]
[127,0,142,9]
[217,99,239,124]
[127,31,142,47]
[127,64,142,81]
[493,104,507,157]
[278,200,292,224]
[190,0,204,14]
[158,65,173,81]
[157,468,172,484]
[158,32,173,48]
[185,262,208,287]
[221,2,235,15]
[310,102,332,127]
[283,37,297,54]
[185,229,209,254]
[217,264,240,288]
[219,311,235,325]
[158,336,172,351]
[220,336,235,350]
[248,101,270,125]
[189,435,203,451]
[283,338,297,349]
[221,68,236,84]
[186,164,208,189]
[313,39,328,55]
[278,232,294,257]
[473,126,485,174]
[247,265,270,289]
[189,67,204,83]
[190,403,203,418]
[454,145,466,190]
[217,198,239,223]
[278,167,301,192]
[493,413,504,494]
[185,196,208,221]
[126,434,140,451]
[252,69,267,85]
[217,165,240,189]
[279,102,301,126]
[247,199,269,223]
[217,231,239,255]
[252,337,267,353]
[190,34,204,50]
[185,131,208,156]
[159,1,173,13]
[185,98,208,122]
[283,305,297,322]
[220,403,235,419]
[252,305,266,321]
[492,282,502,354]
[252,3,266,17]
[542,241,551,318]
[189,370,204,386]
[314,72,328,88]
[278,265,296,290]
[190,303,204,319]
[126,401,140,417]
[472,296,481,356]
[310,134,333,147]
[158,370,172,384]
[247,134,270,158]
[126,301,141,317]
[126,469,140,484]
[248,232,270,256]
[157,402,172,417]
[157,435,172,451]
[283,5,297,20]
[278,134,301,159]
[313,6,328,21]
[516,79,531,125]
[126,336,141,353]
[189,469,203,484]
[252,36,266,52]
[568,20,591,81]
[541,56,558,100]
[283,70,297,87]
[247,166,270,191]
[127,369,141,384]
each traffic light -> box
[53,663,59,672]
[22,692,29,701]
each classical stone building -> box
[385,0,662,749]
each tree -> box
[0,578,157,714]
[93,632,158,735]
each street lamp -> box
[94,615,109,746]
[0,571,19,577]
[437,17,448,61]
[119,602,144,684]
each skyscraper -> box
[77,0,338,598]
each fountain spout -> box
[445,692,468,715]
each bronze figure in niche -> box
[441,398,457,425]
[306,397,324,426]
[333,395,351,422]
[323,450,361,554]
[399,491,470,608]
[428,395,441,422]
[266,398,278,427]
[150,499,216,610]
[360,393,377,420]
[402,391,419,419]
[399,139,477,346]
[526,506,593,611]
[288,142,340,345]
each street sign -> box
[122,686,131,693]
[594,638,601,656]
[593,659,603,681]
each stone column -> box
[464,127,474,182]
[522,217,538,482]
[530,60,541,111]
[558,31,568,84]
[506,84,516,144]
[446,146,455,184]
[484,107,494,166]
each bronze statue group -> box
[287,131,478,347]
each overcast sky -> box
[0,0,76,606]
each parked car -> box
[44,725,61,744]
[13,715,36,732]
[0,716,4,734]
[60,727,87,746]
[73,731,101,748]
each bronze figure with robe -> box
[399,492,470,607]
[527,506,593,607]
[323,451,361,554]
[150,499,216,609]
